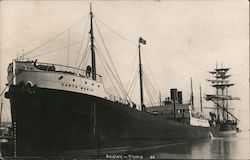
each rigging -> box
[21,14,89,58]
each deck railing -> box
[16,59,136,107]
[33,61,103,83]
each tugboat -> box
[3,4,215,157]
[206,65,240,136]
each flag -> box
[139,37,146,44]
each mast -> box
[0,97,2,126]
[226,87,229,121]
[206,64,239,123]
[90,3,96,80]
[199,84,203,113]
[216,62,219,121]
[159,91,161,106]
[138,41,144,111]
[190,77,194,110]
[138,37,146,111]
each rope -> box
[0,76,15,97]
[128,76,138,98]
[95,16,137,47]
[2,100,11,113]
[67,29,70,66]
[142,52,160,92]
[74,16,90,68]
[126,53,138,89]
[143,72,155,106]
[94,19,131,101]
[21,14,89,58]
[77,37,90,70]
[28,40,82,59]
[95,46,121,97]
[128,70,139,95]
[143,70,159,98]
[82,47,91,70]
[95,40,124,98]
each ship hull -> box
[5,85,212,157]
[218,122,238,137]
[218,130,237,137]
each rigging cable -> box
[126,53,138,89]
[143,70,159,105]
[142,71,155,105]
[67,28,70,66]
[128,71,139,95]
[94,40,124,98]
[95,16,137,47]
[94,19,131,101]
[74,16,90,69]
[21,14,89,58]
[82,47,91,70]
[95,45,121,97]
[129,77,138,100]
[1,99,11,121]
[77,37,90,70]
[28,40,82,59]
[142,51,160,93]
[143,69,159,98]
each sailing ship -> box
[206,65,240,136]
[2,5,217,157]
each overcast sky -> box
[0,1,249,128]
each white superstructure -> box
[7,59,130,104]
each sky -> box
[0,1,249,129]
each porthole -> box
[98,85,100,87]
[81,87,83,89]
[62,83,64,86]
[73,79,75,81]
[69,84,71,87]
[85,82,87,84]
[92,83,94,86]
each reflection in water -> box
[115,130,249,159]
[210,138,232,159]
[1,131,249,159]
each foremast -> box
[206,66,239,123]
[90,3,96,80]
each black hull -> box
[4,85,213,157]
[219,122,237,132]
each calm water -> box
[115,130,250,159]
[2,130,249,159]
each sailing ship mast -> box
[199,84,203,113]
[206,66,239,122]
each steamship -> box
[2,5,217,157]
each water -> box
[118,130,250,159]
[1,130,249,159]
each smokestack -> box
[170,88,178,103]
[177,91,183,104]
